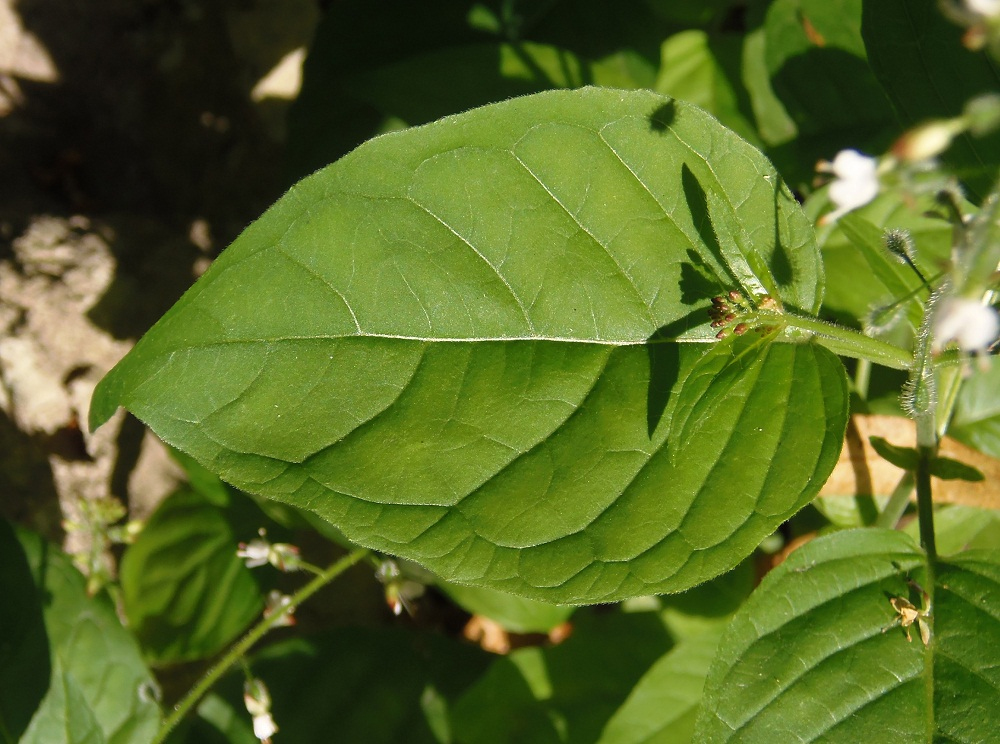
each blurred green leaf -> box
[929,456,985,482]
[869,435,919,470]
[862,0,1000,200]
[119,488,264,664]
[183,628,491,744]
[438,581,575,634]
[807,192,953,335]
[90,88,844,603]
[451,608,675,743]
[655,30,760,146]
[0,519,50,743]
[903,504,1000,556]
[951,360,1000,460]
[869,436,985,481]
[642,0,738,28]
[811,494,885,527]
[745,0,897,187]
[166,694,257,744]
[834,214,925,334]
[695,529,1000,742]
[11,523,160,744]
[340,42,649,127]
[288,0,672,177]
[597,627,724,744]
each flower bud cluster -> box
[708,292,777,339]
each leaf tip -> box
[87,372,121,433]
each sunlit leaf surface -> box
[91,88,845,602]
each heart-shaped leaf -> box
[695,528,1000,742]
[90,87,845,603]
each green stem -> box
[854,358,872,401]
[935,363,964,439]
[914,418,938,564]
[874,471,915,530]
[908,311,939,564]
[778,312,912,370]
[152,547,370,744]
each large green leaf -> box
[90,87,845,603]
[694,529,1000,742]
[8,523,160,744]
[119,487,265,664]
[862,0,1000,200]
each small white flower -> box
[819,149,880,223]
[263,590,296,626]
[375,559,425,616]
[237,539,271,568]
[252,712,278,742]
[933,297,1000,352]
[966,0,1000,18]
[244,678,278,743]
[236,535,302,572]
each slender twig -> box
[151,547,371,744]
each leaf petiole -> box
[776,311,913,370]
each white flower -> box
[263,590,296,626]
[819,149,880,223]
[252,712,278,742]
[375,559,425,616]
[966,0,1000,18]
[244,678,278,743]
[237,539,271,568]
[236,536,302,571]
[933,297,1000,352]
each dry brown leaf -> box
[820,414,1000,510]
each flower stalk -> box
[151,547,370,744]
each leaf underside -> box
[90,88,844,603]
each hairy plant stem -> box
[907,308,939,734]
[908,311,939,564]
[778,312,912,370]
[152,547,371,744]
